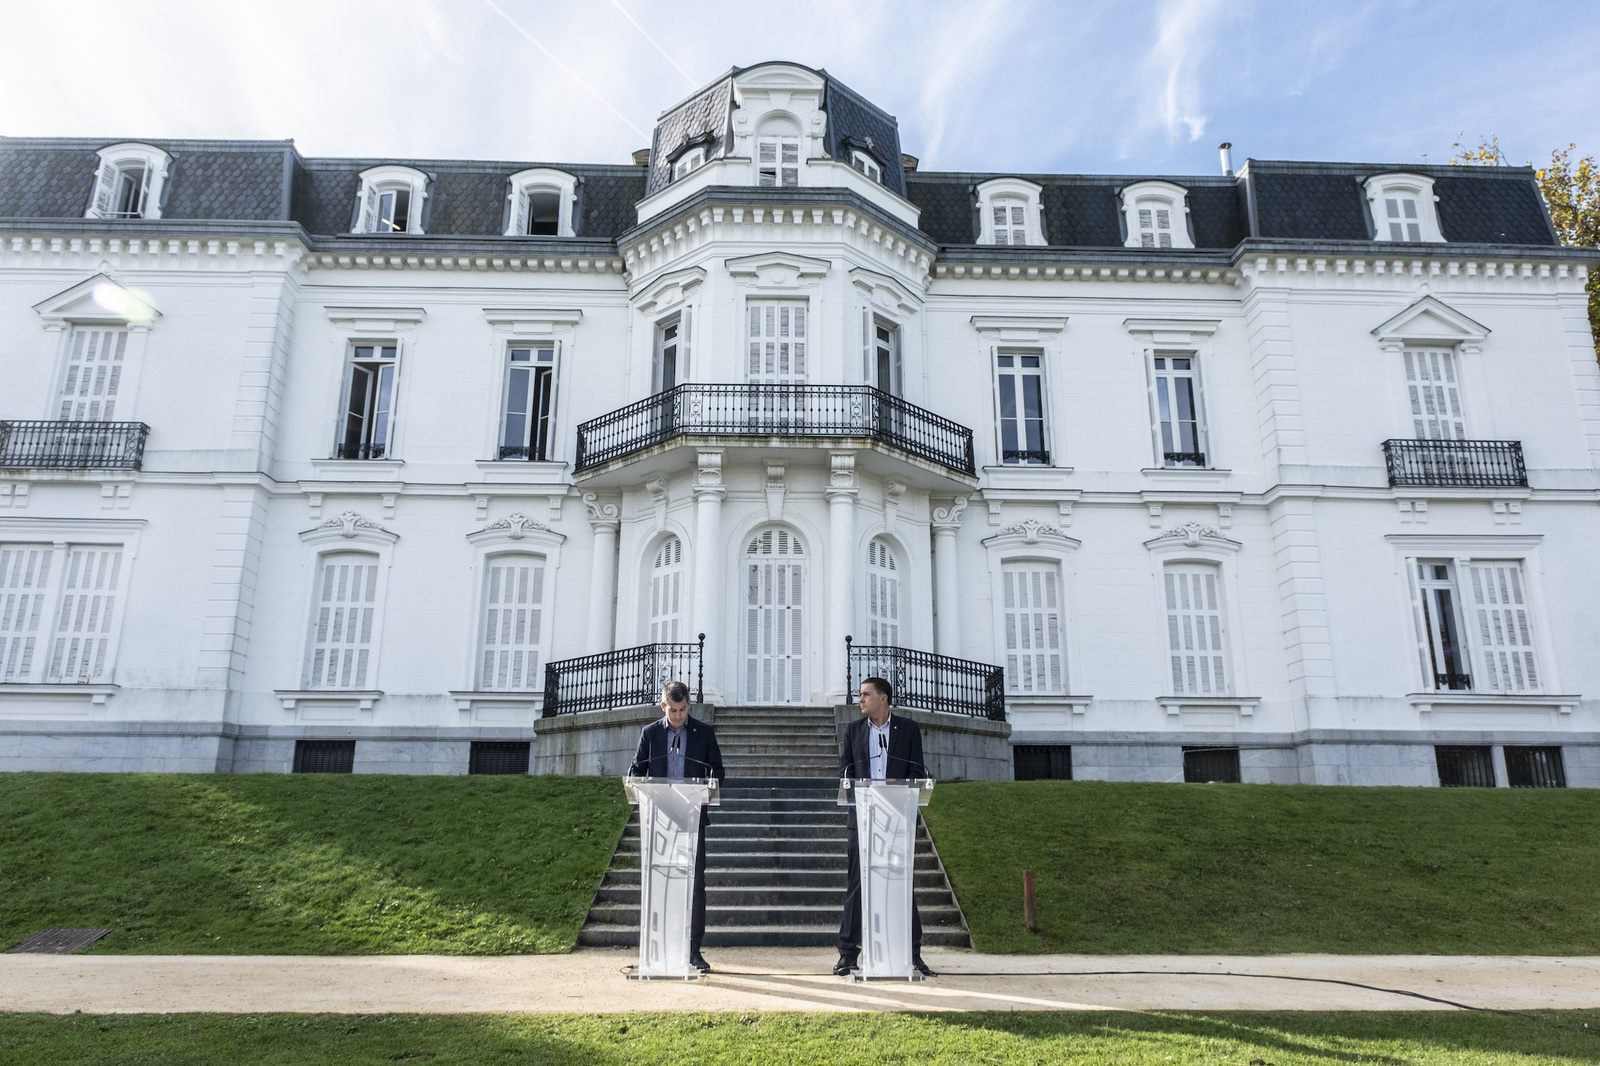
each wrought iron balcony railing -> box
[334,442,389,460]
[0,420,149,470]
[575,384,977,477]
[542,636,704,718]
[846,638,1006,722]
[1163,451,1206,467]
[1382,439,1527,488]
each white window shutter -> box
[60,328,129,421]
[1164,564,1228,695]
[1404,349,1465,440]
[0,544,54,683]
[1002,562,1063,694]
[1466,562,1539,693]
[356,184,377,233]
[509,187,528,236]
[679,306,692,380]
[866,539,899,646]
[650,538,685,643]
[46,546,122,684]
[136,165,154,217]
[480,556,544,690]
[307,554,380,688]
[89,161,116,218]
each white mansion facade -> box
[2,61,1598,785]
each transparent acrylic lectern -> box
[838,777,934,981]
[623,776,719,980]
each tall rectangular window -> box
[500,344,555,461]
[1,542,125,685]
[1002,562,1063,695]
[757,138,799,186]
[479,555,545,691]
[46,546,123,684]
[655,318,681,393]
[747,301,807,383]
[59,328,128,421]
[1403,348,1465,440]
[339,343,398,459]
[1151,354,1205,466]
[1408,558,1541,695]
[305,553,380,689]
[996,352,1047,464]
[0,544,53,683]
[872,320,901,395]
[1164,563,1228,696]
[376,188,410,233]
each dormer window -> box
[851,150,881,183]
[1119,181,1194,249]
[85,143,171,220]
[354,165,429,235]
[504,168,577,237]
[672,148,705,182]
[976,178,1045,246]
[758,137,800,186]
[1365,173,1444,242]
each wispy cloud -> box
[1142,0,1229,143]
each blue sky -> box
[4,0,1597,177]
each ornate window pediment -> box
[1119,180,1194,249]
[1372,295,1489,351]
[34,274,160,326]
[1144,521,1241,553]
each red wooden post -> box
[1023,869,1037,933]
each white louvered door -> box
[1404,348,1466,440]
[1164,564,1228,696]
[59,328,128,421]
[1002,562,1063,694]
[747,302,808,383]
[649,537,684,643]
[306,553,380,689]
[744,529,805,704]
[46,547,122,684]
[1465,561,1540,693]
[480,556,545,691]
[866,539,899,646]
[0,544,53,683]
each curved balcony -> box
[575,384,976,478]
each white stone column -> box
[825,452,858,702]
[931,496,969,658]
[583,493,620,655]
[690,451,726,703]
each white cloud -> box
[1142,0,1230,143]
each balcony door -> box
[865,538,899,645]
[744,528,805,704]
[59,327,128,421]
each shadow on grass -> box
[5,1011,1600,1065]
[0,773,629,955]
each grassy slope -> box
[923,780,1600,955]
[3,1011,1599,1065]
[0,773,629,955]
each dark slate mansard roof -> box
[0,132,1563,253]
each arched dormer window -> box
[504,168,577,237]
[1119,181,1193,249]
[756,115,802,187]
[1365,173,1443,243]
[85,143,171,220]
[353,165,429,234]
[976,177,1045,246]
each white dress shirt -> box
[868,718,891,780]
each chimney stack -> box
[1219,142,1234,177]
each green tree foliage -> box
[1454,135,1600,352]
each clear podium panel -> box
[845,778,934,980]
[624,778,716,980]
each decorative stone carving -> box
[931,495,968,531]
[1143,521,1241,553]
[692,451,726,500]
[995,518,1068,545]
[322,511,383,539]
[482,512,547,540]
[882,479,907,528]
[764,461,786,521]
[582,492,620,529]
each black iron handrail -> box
[542,635,705,718]
[0,420,149,470]
[575,384,976,476]
[845,637,1006,721]
[334,442,389,460]
[1383,439,1526,488]
[1435,672,1472,691]
[1001,449,1050,465]
[1164,451,1206,467]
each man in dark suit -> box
[834,675,933,977]
[629,679,724,973]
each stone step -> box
[603,867,947,889]
[594,885,959,908]
[576,924,972,949]
[586,902,966,929]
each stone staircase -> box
[577,705,972,949]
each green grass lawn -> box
[923,780,1600,955]
[3,1011,1598,1064]
[0,773,628,955]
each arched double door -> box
[743,527,805,704]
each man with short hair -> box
[629,679,724,973]
[834,675,932,977]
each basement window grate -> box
[470,741,531,775]
[1013,745,1072,780]
[1183,746,1240,783]
[9,928,112,954]
[1435,745,1495,787]
[1505,746,1566,788]
[294,739,355,774]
